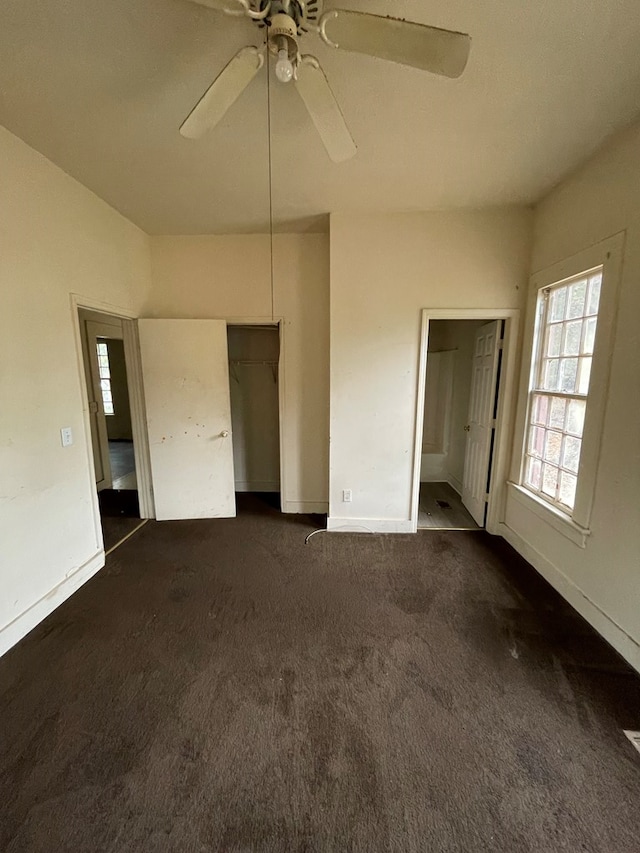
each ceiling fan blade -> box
[187,0,249,14]
[180,46,264,139]
[294,55,356,163]
[319,10,471,79]
[187,0,271,19]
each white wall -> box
[502,119,640,672]
[149,233,329,513]
[329,209,532,531]
[0,126,152,655]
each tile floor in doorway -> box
[108,440,137,490]
[417,481,480,530]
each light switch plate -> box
[60,427,73,447]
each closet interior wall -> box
[227,325,281,494]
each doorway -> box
[418,319,500,530]
[412,309,519,534]
[78,308,145,552]
[227,324,281,513]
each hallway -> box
[1,498,639,851]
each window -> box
[522,268,602,515]
[96,341,114,415]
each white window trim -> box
[509,232,624,540]
[507,482,590,547]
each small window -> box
[96,341,114,415]
[522,268,602,515]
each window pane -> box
[559,358,578,392]
[542,359,560,391]
[559,471,577,509]
[544,431,562,465]
[566,399,586,437]
[545,324,562,358]
[529,426,544,457]
[587,275,601,314]
[548,396,566,429]
[99,366,110,379]
[577,357,592,394]
[563,320,582,356]
[549,288,567,322]
[104,401,114,415]
[562,435,581,474]
[532,394,549,426]
[528,425,545,457]
[542,464,558,497]
[583,317,597,355]
[567,280,587,319]
[525,456,542,490]
[102,389,112,402]
[97,342,108,356]
[100,378,111,392]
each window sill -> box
[507,482,590,548]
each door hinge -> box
[491,418,497,429]
[497,340,504,350]
[89,401,99,414]
[484,493,490,502]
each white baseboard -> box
[419,473,463,496]
[447,474,463,496]
[0,550,105,658]
[282,500,328,514]
[235,481,280,493]
[327,517,413,534]
[499,523,640,674]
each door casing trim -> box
[71,294,155,540]
[411,308,520,534]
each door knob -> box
[220,430,229,438]
[464,425,470,432]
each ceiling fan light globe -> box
[275,49,294,83]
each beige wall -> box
[329,209,533,531]
[502,119,640,672]
[0,127,152,655]
[148,233,330,512]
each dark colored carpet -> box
[1,495,639,852]
[100,515,144,553]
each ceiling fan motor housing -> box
[268,13,299,59]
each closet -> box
[227,325,281,495]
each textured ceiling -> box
[1,0,640,233]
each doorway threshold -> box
[105,519,148,556]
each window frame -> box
[522,267,601,514]
[96,339,115,416]
[509,233,624,544]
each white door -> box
[462,320,502,526]
[138,319,236,521]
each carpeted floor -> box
[1,495,639,852]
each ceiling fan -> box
[180,0,471,162]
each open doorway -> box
[418,319,501,530]
[227,324,281,514]
[78,308,145,552]
[412,309,519,533]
